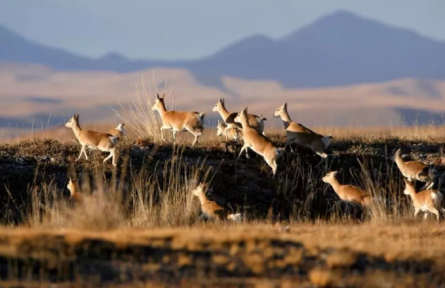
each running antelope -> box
[65,114,117,166]
[152,93,205,146]
[403,178,444,221]
[212,98,266,135]
[273,103,332,166]
[192,183,242,222]
[234,107,284,176]
[216,120,242,142]
[394,149,435,188]
[108,123,126,139]
[322,171,372,207]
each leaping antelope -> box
[65,114,117,166]
[192,183,242,222]
[273,103,332,166]
[394,148,435,189]
[322,171,372,207]
[234,107,284,176]
[403,178,444,221]
[152,93,205,147]
[213,98,266,135]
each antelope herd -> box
[64,93,445,222]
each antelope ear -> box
[156,93,161,99]
[332,171,338,176]
[283,103,287,110]
[74,114,79,120]
[161,93,165,98]
[221,98,225,103]
[217,120,221,124]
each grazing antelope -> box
[273,103,332,166]
[108,123,126,138]
[322,171,372,207]
[152,93,205,147]
[67,177,83,203]
[234,107,284,176]
[216,120,242,142]
[192,183,242,222]
[394,149,435,188]
[212,98,266,135]
[403,178,445,221]
[65,114,117,166]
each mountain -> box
[190,11,445,88]
[0,25,153,72]
[1,11,445,88]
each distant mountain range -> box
[1,11,445,88]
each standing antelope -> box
[234,107,284,176]
[108,123,126,139]
[212,98,266,135]
[65,114,117,166]
[394,148,435,188]
[192,183,242,222]
[403,178,444,221]
[152,93,205,147]
[322,171,372,207]
[273,103,332,166]
[67,177,83,203]
[216,120,242,142]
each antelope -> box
[65,114,117,166]
[394,148,435,188]
[67,177,83,203]
[216,120,242,142]
[234,107,284,176]
[273,103,332,166]
[192,183,242,222]
[212,98,266,135]
[403,178,444,221]
[152,93,205,147]
[322,171,372,207]
[108,123,126,139]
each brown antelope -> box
[212,98,266,135]
[67,177,83,203]
[192,183,242,222]
[152,93,205,146]
[108,123,126,139]
[403,178,444,221]
[216,120,242,142]
[394,149,435,188]
[65,114,117,166]
[273,103,332,166]
[322,171,372,207]
[234,107,284,176]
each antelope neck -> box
[71,121,82,139]
[157,101,168,117]
[218,104,231,122]
[329,178,343,196]
[280,110,292,129]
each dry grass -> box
[2,87,445,286]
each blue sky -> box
[0,0,444,60]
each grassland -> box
[2,63,445,142]
[1,120,445,286]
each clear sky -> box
[0,0,444,60]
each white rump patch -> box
[227,213,243,222]
[431,192,439,200]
